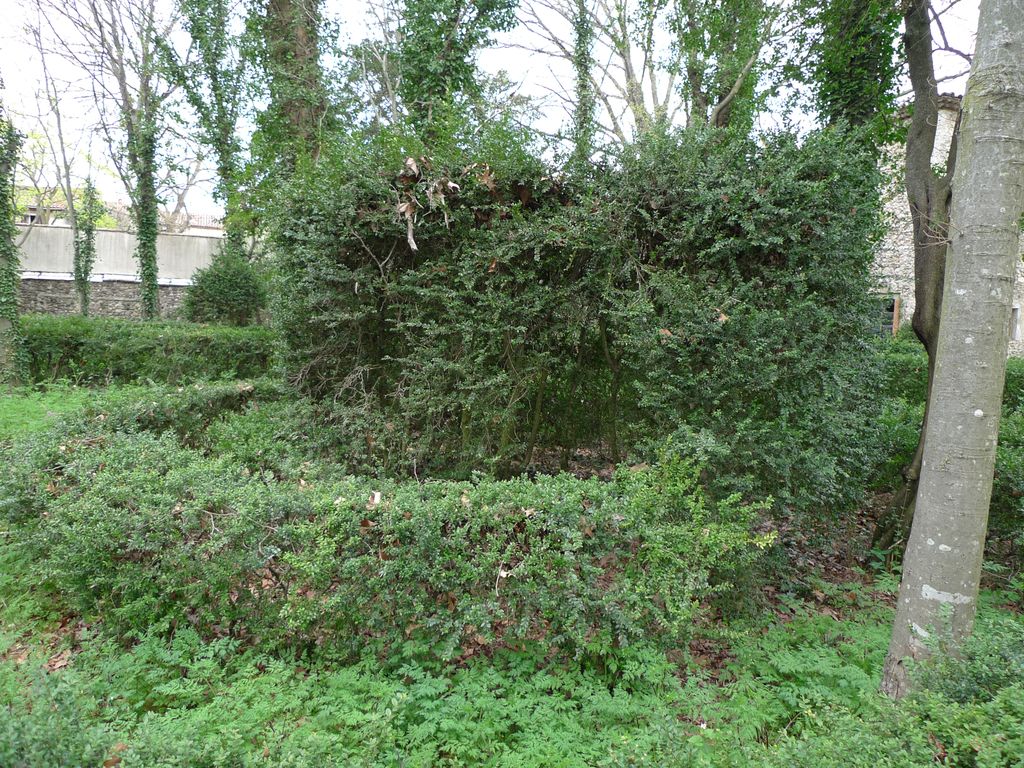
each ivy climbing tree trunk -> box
[41,0,173,321]
[881,0,1024,699]
[568,0,595,179]
[0,105,26,385]
[161,0,249,255]
[813,0,901,146]
[73,178,100,316]
[264,0,327,165]
[130,123,160,319]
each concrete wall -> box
[873,101,1024,356]
[16,223,221,282]
[15,224,222,319]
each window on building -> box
[874,295,901,337]
[1011,306,1021,342]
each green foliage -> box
[875,337,1024,554]
[569,0,596,177]
[990,408,1024,548]
[610,127,885,514]
[160,0,249,248]
[250,0,329,171]
[0,104,27,385]
[812,0,902,147]
[0,674,113,768]
[2,379,1023,766]
[131,123,161,319]
[0,628,686,768]
[668,0,767,130]
[183,247,267,325]
[615,452,774,642]
[396,0,518,129]
[913,612,1024,704]
[2,402,767,662]
[21,314,276,384]
[869,397,923,489]
[72,178,102,316]
[273,118,885,517]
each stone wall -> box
[873,97,1024,356]
[19,279,187,319]
[14,223,220,320]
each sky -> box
[0,0,981,218]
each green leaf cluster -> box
[184,247,268,326]
[272,116,887,517]
[21,314,277,385]
[1,386,768,663]
[0,105,26,385]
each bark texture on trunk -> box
[870,0,958,557]
[881,0,1024,699]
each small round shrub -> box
[184,248,266,326]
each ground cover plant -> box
[1,378,1022,767]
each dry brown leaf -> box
[46,649,71,672]
[102,743,128,768]
[479,166,497,192]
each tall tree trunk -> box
[881,0,1024,699]
[569,0,595,179]
[870,0,959,555]
[0,108,25,385]
[133,125,160,319]
[265,0,326,164]
[73,178,100,316]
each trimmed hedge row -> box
[21,315,277,385]
[1,384,770,662]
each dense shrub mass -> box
[272,121,885,516]
[0,390,771,663]
[183,248,267,326]
[21,314,276,384]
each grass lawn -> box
[0,385,97,440]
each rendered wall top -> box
[15,224,221,284]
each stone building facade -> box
[873,95,1024,355]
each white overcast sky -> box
[0,0,980,216]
